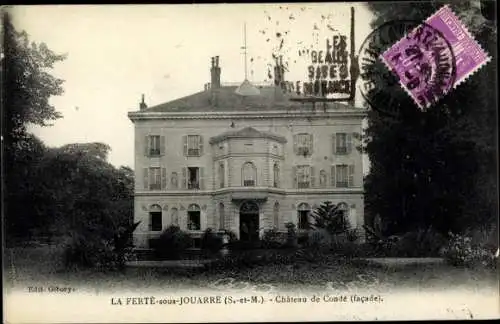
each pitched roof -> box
[209,126,287,144]
[137,84,357,113]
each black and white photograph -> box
[2,2,499,322]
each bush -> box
[262,228,283,249]
[284,222,298,248]
[152,225,193,260]
[63,222,139,271]
[227,240,263,251]
[365,227,447,257]
[392,228,447,257]
[200,228,223,253]
[443,232,498,268]
[221,230,238,244]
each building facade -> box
[128,57,366,248]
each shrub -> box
[63,221,139,271]
[346,229,359,242]
[221,230,238,244]
[152,225,193,260]
[363,227,447,257]
[391,228,447,257]
[227,240,263,251]
[284,222,298,248]
[262,228,282,249]
[443,232,497,268]
[200,228,223,253]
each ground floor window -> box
[297,203,310,229]
[187,204,201,230]
[149,204,162,231]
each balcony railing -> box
[187,149,200,156]
[243,180,255,187]
[298,182,310,189]
[188,181,200,189]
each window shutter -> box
[143,168,149,190]
[199,136,204,156]
[310,166,316,188]
[331,165,336,187]
[145,136,150,156]
[161,168,167,190]
[181,167,187,189]
[160,136,166,156]
[293,134,298,155]
[347,133,353,154]
[200,167,205,189]
[332,134,336,155]
[309,134,314,154]
[292,166,297,188]
[348,164,355,187]
[149,168,155,190]
[183,136,188,156]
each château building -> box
[128,56,366,248]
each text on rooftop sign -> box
[280,34,352,98]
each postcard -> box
[3,2,499,323]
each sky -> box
[12,4,374,170]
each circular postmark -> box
[358,20,456,117]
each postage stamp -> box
[357,20,451,117]
[381,5,491,110]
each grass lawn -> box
[4,245,498,294]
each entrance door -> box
[239,201,259,242]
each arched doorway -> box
[239,201,259,241]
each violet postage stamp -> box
[381,5,492,109]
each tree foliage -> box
[311,201,350,235]
[2,11,66,146]
[1,11,135,246]
[364,0,497,234]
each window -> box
[295,133,313,156]
[336,165,349,187]
[171,172,178,189]
[338,202,349,227]
[297,203,310,230]
[219,162,225,188]
[187,204,201,230]
[149,167,162,190]
[149,205,162,231]
[297,165,311,188]
[171,208,179,226]
[334,133,352,155]
[219,203,225,230]
[148,135,161,156]
[188,167,200,189]
[242,162,256,187]
[273,163,280,187]
[273,202,280,229]
[319,169,327,187]
[184,135,203,157]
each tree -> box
[2,10,67,240]
[311,202,350,236]
[363,0,497,234]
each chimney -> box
[210,56,221,89]
[274,55,286,89]
[139,94,147,110]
